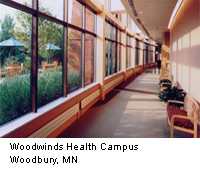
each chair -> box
[6,67,19,77]
[19,63,24,74]
[41,61,47,70]
[167,95,200,138]
[53,61,59,69]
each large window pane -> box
[38,18,63,108]
[112,42,116,73]
[39,0,64,20]
[117,30,121,42]
[126,47,129,68]
[105,22,109,38]
[128,47,131,67]
[68,0,82,28]
[85,34,94,85]
[11,0,32,7]
[112,27,116,40]
[135,49,139,66]
[0,5,31,125]
[117,44,121,71]
[109,41,112,74]
[85,8,95,32]
[105,40,109,77]
[68,28,81,92]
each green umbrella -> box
[46,43,61,63]
[0,38,24,63]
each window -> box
[117,44,121,71]
[68,0,82,28]
[112,42,117,73]
[105,21,120,77]
[0,4,31,125]
[144,43,148,64]
[135,39,139,66]
[0,0,96,125]
[12,0,32,7]
[39,0,64,20]
[105,41,109,76]
[37,19,63,108]
[126,35,133,68]
[85,34,94,85]
[68,28,81,92]
[85,8,95,32]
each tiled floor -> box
[58,69,193,138]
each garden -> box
[0,3,81,125]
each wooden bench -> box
[166,95,200,138]
[44,64,56,71]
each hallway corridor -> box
[58,70,192,138]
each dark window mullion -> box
[31,0,39,112]
[93,13,97,82]
[63,0,68,97]
[107,41,110,76]
[116,29,118,72]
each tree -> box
[0,14,15,65]
[12,3,63,65]
[0,14,15,41]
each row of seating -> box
[159,72,200,138]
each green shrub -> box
[0,75,31,125]
[158,86,186,106]
[37,70,62,108]
[0,69,81,125]
[67,70,80,88]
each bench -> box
[166,95,200,138]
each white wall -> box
[170,0,200,101]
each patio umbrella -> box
[0,38,24,47]
[0,38,24,63]
[46,43,61,63]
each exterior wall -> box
[170,0,200,101]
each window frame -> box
[0,0,97,113]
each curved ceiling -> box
[121,0,178,43]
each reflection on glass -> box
[68,28,81,92]
[117,44,121,71]
[39,0,64,20]
[105,40,109,77]
[117,30,121,42]
[128,47,131,68]
[135,49,139,66]
[85,34,94,85]
[85,8,94,32]
[112,27,116,40]
[0,4,31,125]
[126,48,128,68]
[38,18,63,108]
[12,0,32,7]
[105,22,109,38]
[112,42,116,73]
[68,0,82,28]
[109,41,112,74]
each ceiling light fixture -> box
[168,0,183,29]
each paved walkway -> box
[58,69,192,138]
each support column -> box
[121,28,127,80]
[96,7,106,100]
